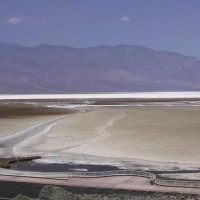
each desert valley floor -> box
[1,97,200,175]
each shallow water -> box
[11,162,120,172]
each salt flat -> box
[0,103,75,138]
[12,106,200,168]
[1,101,200,171]
[0,116,58,138]
[1,92,200,100]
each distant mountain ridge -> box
[0,42,200,93]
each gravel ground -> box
[13,185,200,200]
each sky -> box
[0,0,200,57]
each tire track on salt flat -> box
[64,112,125,151]
[0,111,83,156]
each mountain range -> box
[0,42,200,93]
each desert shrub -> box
[13,193,36,200]
[39,185,79,200]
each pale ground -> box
[1,91,200,100]
[161,173,200,180]
[20,106,200,168]
[2,106,200,171]
[0,116,64,138]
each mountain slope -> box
[0,42,200,93]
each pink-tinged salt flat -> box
[0,175,200,194]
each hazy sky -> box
[0,0,200,57]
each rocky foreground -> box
[13,185,200,200]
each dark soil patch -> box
[0,156,41,169]
[0,103,77,118]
